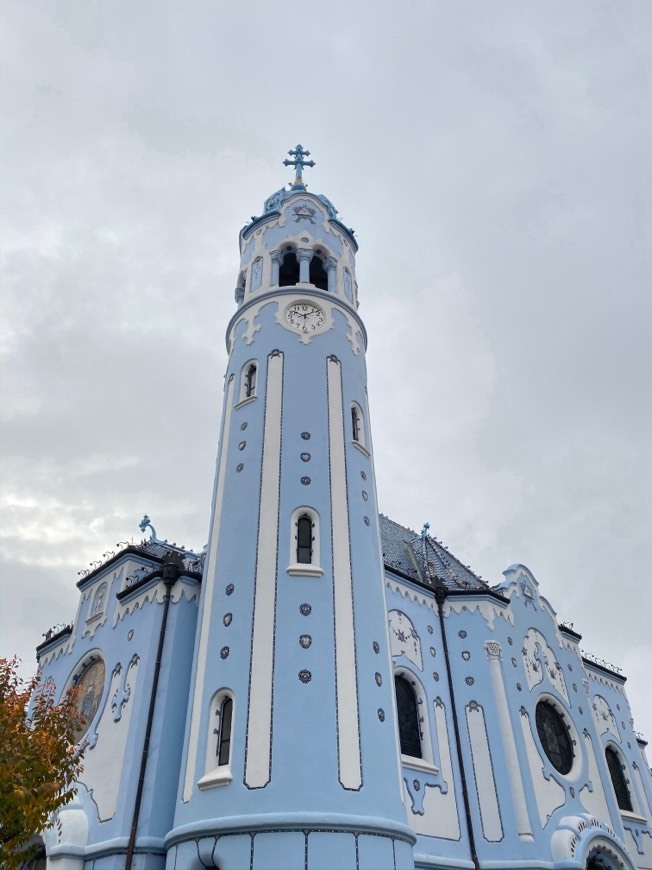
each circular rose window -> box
[73,659,105,742]
[535,700,573,774]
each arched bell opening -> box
[279,251,300,286]
[309,256,328,291]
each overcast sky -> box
[2,1,651,743]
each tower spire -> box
[283,143,315,189]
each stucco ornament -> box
[522,628,569,702]
[388,610,423,670]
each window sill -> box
[85,612,104,625]
[235,396,257,410]
[401,755,439,775]
[620,810,648,824]
[197,767,232,790]
[287,564,324,578]
[352,441,371,458]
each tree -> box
[0,658,86,869]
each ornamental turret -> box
[168,148,415,869]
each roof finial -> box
[421,522,430,538]
[283,144,315,189]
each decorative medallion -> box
[300,603,312,616]
[412,779,421,792]
[236,463,244,472]
[430,647,436,657]
[462,651,471,661]
[377,708,385,722]
[517,683,522,691]
[293,204,317,224]
[465,676,475,686]
[301,453,310,462]
[364,516,370,526]
[511,657,517,667]
[220,647,230,659]
[301,476,311,485]
[240,422,248,430]
[238,441,246,451]
[127,629,134,641]
[373,641,380,654]
[375,672,382,686]
[507,636,513,645]
[298,669,312,683]
[362,491,368,501]
[226,584,235,596]
[301,432,311,440]
[579,707,583,715]
[360,471,367,480]
[458,630,467,639]
[299,635,312,649]
[300,236,309,242]
[223,613,232,627]
[573,683,577,692]
[427,625,433,634]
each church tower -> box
[167,148,415,869]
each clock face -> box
[284,302,326,334]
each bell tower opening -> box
[279,251,300,286]
[309,255,328,291]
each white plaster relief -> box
[406,699,460,839]
[520,708,566,827]
[183,375,235,802]
[327,356,362,790]
[579,731,612,822]
[522,628,569,702]
[78,657,139,821]
[624,829,652,868]
[443,597,514,630]
[587,669,626,695]
[388,610,423,670]
[113,577,199,627]
[466,702,503,842]
[550,816,629,869]
[592,694,620,739]
[245,351,283,789]
[385,579,437,612]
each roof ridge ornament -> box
[283,144,315,189]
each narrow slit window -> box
[297,515,313,564]
[352,406,361,442]
[245,364,257,398]
[395,674,422,758]
[217,696,233,767]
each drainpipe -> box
[125,556,180,870]
[435,584,481,870]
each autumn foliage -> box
[0,658,86,869]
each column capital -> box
[324,256,337,272]
[296,247,314,263]
[485,640,502,660]
[270,249,284,264]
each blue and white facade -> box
[32,150,652,870]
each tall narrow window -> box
[606,746,633,811]
[351,406,360,442]
[395,674,422,758]
[217,696,233,767]
[245,364,257,398]
[297,515,313,564]
[309,256,328,291]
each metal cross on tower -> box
[283,144,316,188]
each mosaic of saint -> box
[73,659,105,742]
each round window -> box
[535,700,573,774]
[72,659,106,742]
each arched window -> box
[217,696,233,767]
[535,700,573,775]
[605,746,633,811]
[279,251,300,286]
[351,406,360,442]
[395,674,422,758]
[287,508,323,577]
[350,402,367,452]
[297,515,313,564]
[245,363,257,398]
[309,255,328,291]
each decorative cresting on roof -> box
[379,514,487,591]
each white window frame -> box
[198,689,234,790]
[287,507,323,577]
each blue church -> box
[33,148,652,870]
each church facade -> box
[33,149,652,870]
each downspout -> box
[125,557,180,870]
[435,584,481,870]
